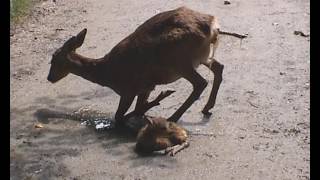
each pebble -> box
[224,1,231,5]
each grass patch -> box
[10,0,32,25]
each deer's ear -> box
[63,28,87,52]
[74,28,87,49]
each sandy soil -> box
[10,0,310,179]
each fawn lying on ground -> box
[135,116,189,156]
[121,90,189,156]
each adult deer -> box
[47,7,233,127]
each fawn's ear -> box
[145,116,154,126]
[63,28,87,52]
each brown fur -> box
[47,6,224,126]
[135,117,188,154]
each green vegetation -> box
[10,0,32,24]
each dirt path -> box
[10,0,309,179]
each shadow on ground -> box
[10,91,188,179]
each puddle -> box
[71,107,147,132]
[80,118,115,130]
[71,107,115,131]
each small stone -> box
[35,169,42,174]
[22,141,32,145]
[16,134,23,139]
[294,30,309,37]
[224,1,231,5]
[34,124,44,128]
[203,152,213,158]
[80,121,87,125]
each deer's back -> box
[134,6,213,44]
[108,7,214,64]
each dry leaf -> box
[34,124,44,128]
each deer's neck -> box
[67,52,106,84]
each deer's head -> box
[47,28,87,83]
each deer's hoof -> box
[202,109,212,117]
[114,120,126,129]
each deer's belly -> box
[133,70,181,94]
[150,69,182,84]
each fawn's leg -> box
[164,141,190,156]
[168,68,208,122]
[202,60,224,115]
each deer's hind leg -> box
[202,60,224,116]
[168,68,208,122]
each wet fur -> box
[135,117,188,154]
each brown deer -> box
[47,7,243,127]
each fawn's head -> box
[144,117,170,135]
[47,28,87,83]
[136,116,188,154]
[143,117,187,140]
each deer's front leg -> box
[134,91,151,116]
[115,94,135,127]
